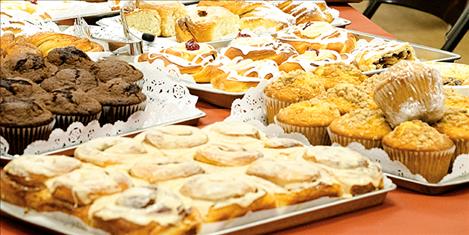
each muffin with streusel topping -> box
[444,91,469,109]
[323,84,377,114]
[328,108,391,148]
[360,74,386,96]
[275,98,340,145]
[382,120,455,183]
[312,63,367,90]
[434,108,469,157]
[263,70,325,123]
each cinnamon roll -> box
[129,158,205,183]
[90,186,200,235]
[141,125,209,149]
[74,137,154,167]
[277,22,357,54]
[247,158,341,206]
[262,137,306,159]
[179,174,273,222]
[0,155,81,207]
[194,142,263,167]
[204,121,262,140]
[304,146,384,196]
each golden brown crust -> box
[274,183,341,207]
[313,63,367,90]
[276,99,340,127]
[223,47,296,65]
[329,108,391,140]
[324,84,377,114]
[433,108,469,140]
[280,33,357,54]
[26,32,103,55]
[264,70,325,102]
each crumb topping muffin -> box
[383,120,454,151]
[324,84,376,114]
[434,108,469,140]
[44,88,102,116]
[0,77,51,102]
[46,46,96,70]
[88,78,146,106]
[264,70,325,102]
[91,59,144,83]
[329,108,391,140]
[444,92,469,109]
[360,74,386,96]
[0,97,53,127]
[40,68,99,92]
[276,99,340,127]
[313,63,367,89]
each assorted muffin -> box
[434,108,469,158]
[0,46,146,154]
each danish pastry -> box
[240,3,294,33]
[175,6,240,42]
[277,22,357,54]
[279,49,354,73]
[304,146,384,195]
[141,125,209,149]
[198,0,262,15]
[129,158,205,183]
[26,32,103,55]
[276,0,337,24]
[74,137,153,167]
[194,142,263,167]
[1,155,81,207]
[179,173,273,222]
[90,186,200,235]
[247,158,341,206]
[263,138,306,159]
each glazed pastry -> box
[204,121,262,140]
[240,4,294,33]
[434,108,469,158]
[246,158,341,206]
[383,120,455,183]
[74,137,153,167]
[262,137,306,159]
[26,32,103,55]
[263,70,325,123]
[194,142,263,167]
[323,83,376,114]
[198,0,262,15]
[175,6,240,42]
[279,50,355,74]
[276,0,337,24]
[141,125,209,149]
[352,38,416,71]
[137,1,188,37]
[373,61,445,127]
[222,34,298,65]
[277,22,357,54]
[304,146,384,195]
[179,173,273,222]
[124,8,162,36]
[328,108,392,148]
[0,155,81,207]
[275,99,340,145]
[129,158,205,183]
[90,186,200,235]
[138,41,218,83]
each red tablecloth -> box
[2,5,468,235]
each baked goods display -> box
[1,121,385,234]
[1,45,145,154]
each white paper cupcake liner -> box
[327,128,382,149]
[453,139,469,157]
[0,119,55,155]
[100,101,146,125]
[275,117,330,146]
[265,95,294,124]
[54,112,102,130]
[383,144,455,183]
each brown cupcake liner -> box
[0,120,55,155]
[383,144,455,183]
[265,95,294,124]
[99,101,146,125]
[327,128,382,149]
[275,117,330,146]
[54,112,102,130]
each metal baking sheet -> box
[0,178,395,235]
[385,173,469,195]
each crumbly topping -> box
[360,74,386,95]
[383,120,454,151]
[313,63,366,89]
[324,84,375,113]
[277,98,340,126]
[445,92,469,109]
[264,70,325,102]
[329,108,391,139]
[434,108,469,139]
[375,61,441,91]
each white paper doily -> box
[0,56,201,158]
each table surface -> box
[2,5,469,235]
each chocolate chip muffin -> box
[44,88,102,130]
[0,77,52,103]
[2,52,58,83]
[46,46,96,70]
[40,68,99,92]
[0,97,55,154]
[88,78,147,124]
[91,58,144,84]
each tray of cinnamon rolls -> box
[1,121,396,234]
